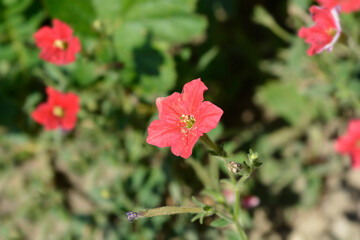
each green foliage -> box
[2,0,360,239]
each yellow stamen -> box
[53,39,68,50]
[53,106,64,118]
[180,114,196,129]
[327,28,337,37]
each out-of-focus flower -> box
[335,120,360,169]
[298,6,341,56]
[146,78,223,159]
[222,189,236,205]
[32,87,80,131]
[316,0,360,13]
[222,188,260,209]
[34,19,81,65]
[241,196,260,209]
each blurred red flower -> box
[146,78,223,159]
[32,87,80,131]
[335,120,360,169]
[241,196,260,209]
[316,0,360,13]
[34,19,81,65]
[298,6,341,56]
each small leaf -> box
[210,218,231,228]
[191,213,202,222]
[199,213,206,224]
[253,161,263,167]
[191,196,205,208]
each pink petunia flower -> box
[34,19,81,65]
[146,78,223,159]
[241,196,260,209]
[316,0,360,13]
[335,120,360,169]
[298,6,341,56]
[32,87,80,131]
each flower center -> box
[53,106,65,118]
[180,114,196,129]
[326,28,337,37]
[53,39,68,50]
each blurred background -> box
[1,0,360,239]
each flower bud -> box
[227,161,243,174]
[126,211,142,222]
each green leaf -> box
[91,0,122,23]
[72,59,98,87]
[45,0,96,35]
[225,230,243,240]
[191,213,201,222]
[210,218,231,228]
[255,82,315,125]
[191,196,205,208]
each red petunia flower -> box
[146,78,223,159]
[316,0,360,13]
[32,87,80,131]
[335,120,360,169]
[34,19,81,65]
[298,6,341,56]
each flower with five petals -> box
[34,19,81,65]
[31,87,80,131]
[146,78,223,159]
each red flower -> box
[146,78,223,159]
[34,19,81,65]
[316,0,360,13]
[241,196,260,209]
[298,6,341,56]
[335,120,360,169]
[32,87,80,131]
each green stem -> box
[225,167,248,239]
[199,133,250,239]
[200,133,226,157]
[129,206,205,221]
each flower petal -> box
[181,78,208,114]
[62,93,80,115]
[351,150,360,169]
[195,101,223,133]
[33,27,55,48]
[61,113,77,130]
[347,119,360,135]
[46,87,64,105]
[335,135,356,154]
[316,0,360,13]
[157,92,183,124]
[146,120,180,148]
[68,37,81,54]
[31,103,58,130]
[170,129,202,159]
[53,19,73,40]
